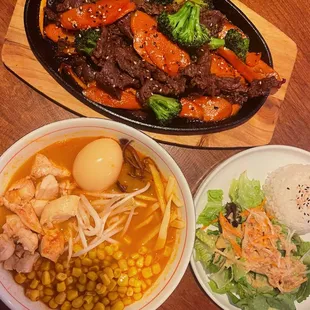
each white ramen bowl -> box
[0,118,195,310]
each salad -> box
[194,172,310,310]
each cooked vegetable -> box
[158,1,222,48]
[131,10,191,75]
[246,52,262,67]
[75,29,101,56]
[208,37,225,50]
[148,94,182,124]
[44,24,74,43]
[83,87,142,110]
[225,29,250,61]
[60,0,136,30]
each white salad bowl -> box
[0,118,195,310]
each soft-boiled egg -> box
[73,138,123,192]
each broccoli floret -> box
[225,29,250,61]
[191,0,214,9]
[75,29,101,56]
[158,1,210,48]
[148,95,181,124]
[208,37,225,50]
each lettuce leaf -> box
[296,273,310,303]
[209,267,234,293]
[229,172,264,210]
[197,190,224,226]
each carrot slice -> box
[231,104,242,116]
[60,64,87,89]
[44,23,75,43]
[83,86,142,110]
[131,10,190,76]
[246,52,262,67]
[39,0,47,36]
[218,47,281,82]
[60,0,134,30]
[210,54,245,84]
[180,97,232,122]
[219,212,242,238]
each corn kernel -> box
[141,280,147,291]
[102,297,110,305]
[108,292,118,301]
[49,298,58,309]
[103,260,111,267]
[111,301,124,310]
[96,283,107,295]
[42,271,51,285]
[117,274,128,287]
[27,271,36,280]
[73,244,83,253]
[72,267,82,278]
[136,257,144,268]
[67,289,78,301]
[130,253,139,260]
[77,283,86,292]
[105,246,113,256]
[84,295,94,304]
[94,302,105,310]
[128,278,135,287]
[122,297,132,306]
[83,267,89,273]
[98,243,106,250]
[25,289,40,301]
[105,255,113,262]
[90,265,100,272]
[66,276,74,286]
[55,292,66,305]
[138,246,148,255]
[152,263,161,275]
[134,287,141,293]
[56,272,68,281]
[97,249,106,260]
[117,287,127,294]
[79,273,87,285]
[133,293,142,301]
[100,273,111,286]
[50,270,56,283]
[42,295,52,303]
[127,259,135,267]
[113,268,121,278]
[74,258,82,268]
[163,246,172,257]
[113,251,123,261]
[142,267,153,279]
[111,263,118,270]
[41,260,51,271]
[108,279,117,291]
[111,244,119,252]
[87,281,97,291]
[88,249,97,260]
[72,296,84,308]
[128,267,137,278]
[84,303,95,310]
[126,287,133,296]
[87,271,99,282]
[56,281,66,293]
[118,259,128,271]
[44,288,54,296]
[94,295,100,303]
[29,278,39,289]
[145,255,153,267]
[82,257,93,266]
[104,267,114,279]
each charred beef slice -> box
[200,10,226,37]
[56,0,84,12]
[116,14,134,40]
[248,76,284,98]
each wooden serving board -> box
[2,0,297,148]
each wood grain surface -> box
[1,0,297,148]
[0,0,309,309]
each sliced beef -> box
[96,59,139,99]
[92,27,109,62]
[248,76,285,98]
[116,14,133,40]
[137,74,186,104]
[133,0,166,16]
[44,7,58,22]
[56,0,84,12]
[200,10,226,37]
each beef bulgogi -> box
[40,0,285,124]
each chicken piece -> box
[3,215,39,253]
[3,254,19,270]
[59,180,77,196]
[35,174,59,200]
[15,252,40,273]
[0,234,15,261]
[40,195,80,228]
[30,199,49,217]
[40,230,65,263]
[31,154,70,179]
[4,177,35,205]
[3,199,42,234]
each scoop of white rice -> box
[263,164,310,235]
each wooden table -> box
[0,0,310,309]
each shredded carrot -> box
[219,212,242,238]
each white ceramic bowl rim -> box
[0,118,196,310]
